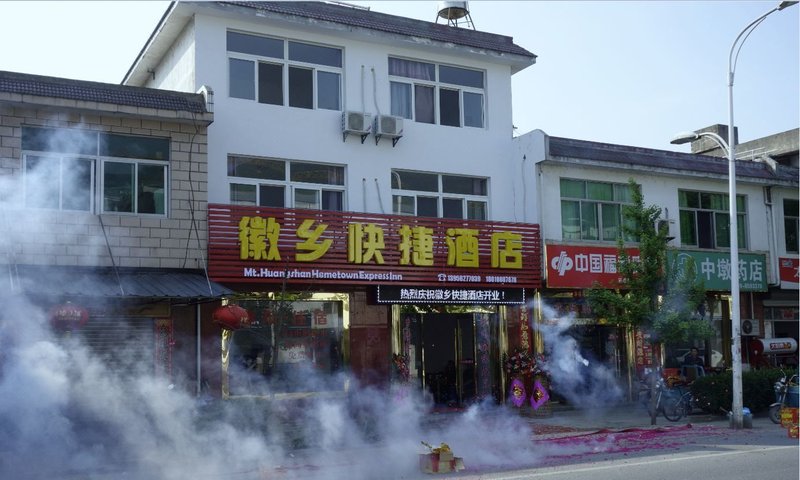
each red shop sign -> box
[545,243,639,289]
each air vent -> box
[374,115,404,147]
[342,111,372,143]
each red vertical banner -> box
[634,329,654,378]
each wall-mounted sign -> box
[209,204,542,288]
[545,243,639,289]
[779,257,799,290]
[375,285,525,304]
[669,250,767,292]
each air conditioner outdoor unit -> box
[342,111,372,135]
[375,115,403,137]
[741,318,761,336]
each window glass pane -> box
[679,190,699,208]
[137,164,165,214]
[561,200,581,239]
[439,88,460,127]
[389,58,435,81]
[614,184,634,203]
[714,212,729,248]
[289,67,313,109]
[228,156,285,180]
[259,185,284,207]
[785,199,799,217]
[258,62,283,105]
[680,210,696,245]
[463,92,483,128]
[439,65,483,88]
[100,134,169,161]
[394,195,415,215]
[467,201,486,220]
[560,178,585,199]
[62,157,92,211]
[697,211,714,248]
[321,190,343,211]
[230,58,255,100]
[601,204,620,241]
[442,175,486,195]
[103,162,135,213]
[227,31,283,58]
[586,182,613,201]
[290,162,344,185]
[414,85,435,124]
[230,184,256,205]
[443,198,463,219]
[395,171,437,192]
[294,188,319,209]
[417,196,438,217]
[737,214,747,249]
[22,127,96,155]
[317,71,340,110]
[390,82,412,119]
[736,195,746,213]
[785,217,799,253]
[25,155,60,209]
[288,41,341,67]
[581,202,599,240]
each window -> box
[559,179,636,241]
[785,199,799,253]
[228,155,345,211]
[679,190,747,249]
[21,127,169,215]
[389,57,484,128]
[227,31,342,111]
[391,170,487,220]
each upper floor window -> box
[21,127,169,215]
[388,57,484,128]
[785,198,799,253]
[227,31,342,111]
[560,179,636,241]
[228,155,345,211]
[679,190,747,249]
[391,170,487,220]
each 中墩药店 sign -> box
[208,204,542,288]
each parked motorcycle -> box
[769,370,798,424]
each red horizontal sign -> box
[545,243,639,289]
[208,204,542,288]
[779,257,799,290]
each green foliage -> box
[690,368,794,413]
[586,178,710,345]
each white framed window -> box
[21,127,169,216]
[560,178,636,242]
[783,198,798,253]
[228,155,345,211]
[679,190,747,249]
[391,170,488,220]
[388,57,485,128]
[227,31,342,111]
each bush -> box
[690,368,794,414]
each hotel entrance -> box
[421,314,476,407]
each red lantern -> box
[212,304,252,330]
[49,303,89,331]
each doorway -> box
[421,314,475,406]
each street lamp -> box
[671,0,798,430]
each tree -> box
[585,179,711,424]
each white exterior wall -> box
[185,13,527,222]
[145,20,197,92]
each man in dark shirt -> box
[683,347,704,367]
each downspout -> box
[196,304,202,397]
[765,187,780,287]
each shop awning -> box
[2,265,234,299]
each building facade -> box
[0,70,230,394]
[123,1,542,405]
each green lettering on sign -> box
[668,250,767,292]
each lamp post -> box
[671,0,798,429]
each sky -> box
[1,1,797,152]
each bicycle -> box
[639,375,685,422]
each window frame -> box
[678,189,748,249]
[100,157,168,215]
[22,153,95,212]
[388,56,485,128]
[227,31,342,111]
[559,178,636,242]
[228,155,346,211]
[391,170,488,220]
[784,198,799,253]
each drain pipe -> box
[196,304,202,397]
